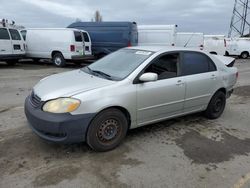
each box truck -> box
[138,25,177,46]
[176,32,204,49]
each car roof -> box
[127,46,205,53]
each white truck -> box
[204,35,227,56]
[138,25,177,46]
[0,22,26,65]
[226,37,250,59]
[176,32,204,49]
[21,28,88,67]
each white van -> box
[226,37,250,59]
[204,35,226,56]
[138,25,177,46]
[0,24,26,65]
[21,28,86,67]
[176,32,204,49]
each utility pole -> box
[229,0,250,37]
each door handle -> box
[176,80,184,86]
[210,74,217,80]
[1,49,5,51]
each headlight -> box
[42,98,80,113]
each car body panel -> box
[34,70,115,101]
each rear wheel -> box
[240,52,249,59]
[204,91,226,119]
[87,108,128,152]
[52,53,66,67]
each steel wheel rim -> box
[97,118,120,143]
[214,97,223,113]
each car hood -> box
[34,69,115,101]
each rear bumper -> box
[70,55,95,60]
[24,96,95,143]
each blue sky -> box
[0,0,235,35]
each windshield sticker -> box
[135,51,152,55]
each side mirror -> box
[139,73,158,82]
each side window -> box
[82,32,90,42]
[144,53,179,80]
[0,28,10,40]
[9,29,21,40]
[182,52,214,76]
[20,30,27,41]
[74,31,83,42]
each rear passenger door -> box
[9,29,25,55]
[0,28,12,55]
[82,31,91,55]
[181,52,218,113]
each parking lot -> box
[0,59,250,188]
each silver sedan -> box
[25,46,238,151]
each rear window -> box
[74,31,83,42]
[82,32,90,42]
[9,29,21,40]
[0,28,10,40]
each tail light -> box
[128,41,131,47]
[224,39,227,47]
[70,45,75,52]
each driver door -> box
[136,52,186,126]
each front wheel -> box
[204,91,226,119]
[52,53,66,67]
[87,108,128,152]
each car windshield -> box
[82,49,153,81]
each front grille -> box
[30,91,41,108]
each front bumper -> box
[24,96,95,143]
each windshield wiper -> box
[92,70,112,80]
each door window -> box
[0,28,10,40]
[144,53,179,80]
[82,32,90,42]
[182,52,216,76]
[9,29,21,40]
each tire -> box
[204,91,226,119]
[52,53,66,67]
[225,51,229,56]
[87,108,128,152]
[6,60,17,66]
[240,52,249,59]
